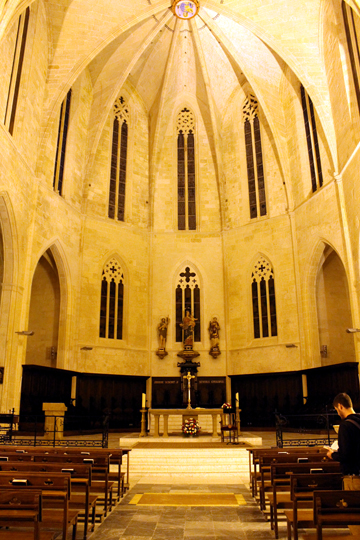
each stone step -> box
[121,447,250,475]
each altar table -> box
[149,408,223,438]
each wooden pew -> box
[258,453,330,511]
[0,461,96,540]
[313,490,360,540]
[267,461,341,538]
[0,490,51,540]
[284,473,343,540]
[0,446,127,499]
[31,453,113,518]
[247,447,326,497]
[0,471,79,540]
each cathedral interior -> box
[0,0,360,428]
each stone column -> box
[42,403,67,440]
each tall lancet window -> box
[342,1,360,114]
[300,85,323,193]
[251,256,277,339]
[175,266,201,342]
[53,89,72,196]
[177,108,196,230]
[4,7,30,135]
[243,95,266,219]
[109,97,129,221]
[99,258,124,340]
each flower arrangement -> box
[222,403,232,410]
[182,418,201,436]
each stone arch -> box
[26,240,70,370]
[305,239,355,368]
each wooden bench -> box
[31,453,113,518]
[267,461,341,538]
[258,453,330,511]
[0,461,96,540]
[313,490,360,540]
[284,473,343,540]
[0,490,46,540]
[0,471,79,540]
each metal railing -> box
[0,413,109,448]
[275,409,338,447]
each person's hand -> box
[326,449,334,460]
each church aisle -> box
[87,480,279,540]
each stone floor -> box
[88,481,276,540]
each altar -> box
[149,408,223,438]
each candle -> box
[236,392,239,403]
[142,393,146,408]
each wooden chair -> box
[220,412,238,444]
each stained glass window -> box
[53,89,72,196]
[99,258,124,340]
[300,85,323,193]
[251,256,277,339]
[108,97,129,221]
[243,95,267,219]
[177,108,196,230]
[342,1,360,114]
[175,266,201,342]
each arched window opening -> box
[175,266,201,342]
[251,256,277,339]
[53,89,72,196]
[300,85,323,193]
[243,95,266,219]
[99,258,124,340]
[177,108,196,230]
[342,1,360,114]
[109,97,129,221]
[4,7,30,135]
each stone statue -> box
[180,310,197,348]
[209,317,221,358]
[156,317,169,359]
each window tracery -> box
[109,96,129,221]
[175,265,200,342]
[251,256,277,339]
[99,258,124,340]
[243,95,266,219]
[177,108,196,230]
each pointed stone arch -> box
[304,239,355,368]
[25,239,70,370]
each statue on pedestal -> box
[156,317,169,359]
[209,317,221,358]
[180,310,197,348]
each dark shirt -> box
[331,413,360,475]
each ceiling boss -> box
[172,0,200,19]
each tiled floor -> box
[89,482,276,540]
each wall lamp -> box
[15,331,34,336]
[80,347,93,351]
[346,328,360,333]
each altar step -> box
[121,447,250,477]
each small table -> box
[149,408,223,438]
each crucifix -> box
[184,371,195,410]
